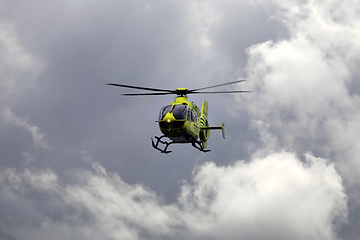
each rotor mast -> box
[175,88,189,97]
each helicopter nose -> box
[159,112,185,131]
[163,113,175,124]
[162,113,178,129]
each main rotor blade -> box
[189,80,246,92]
[107,83,175,93]
[122,92,174,96]
[188,90,252,94]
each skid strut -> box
[151,135,211,154]
[191,139,211,153]
[151,135,174,154]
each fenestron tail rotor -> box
[107,80,251,96]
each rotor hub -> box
[175,88,189,97]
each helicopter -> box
[107,80,250,154]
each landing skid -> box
[151,135,174,154]
[151,135,211,154]
[191,139,211,153]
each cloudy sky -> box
[1,0,359,239]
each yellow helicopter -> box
[108,80,250,154]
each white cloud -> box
[180,152,347,240]
[0,22,43,96]
[238,2,360,237]
[0,153,347,240]
[242,0,360,182]
[0,22,47,150]
[22,152,35,165]
[1,108,49,149]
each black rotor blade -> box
[188,90,252,94]
[122,92,174,96]
[189,80,246,92]
[107,83,175,93]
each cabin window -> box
[187,108,191,121]
[190,109,196,122]
[187,108,197,122]
[172,105,187,120]
[158,105,171,120]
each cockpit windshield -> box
[172,105,187,120]
[158,105,172,120]
[159,105,188,120]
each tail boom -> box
[201,123,225,139]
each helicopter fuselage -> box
[157,96,202,143]
[107,81,244,153]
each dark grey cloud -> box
[0,0,359,239]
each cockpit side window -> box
[158,105,172,120]
[172,105,187,120]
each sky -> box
[0,0,359,239]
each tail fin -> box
[200,100,208,126]
[199,101,225,148]
[221,123,225,139]
[199,101,210,148]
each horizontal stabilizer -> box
[201,123,225,139]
